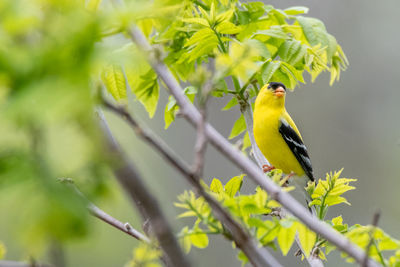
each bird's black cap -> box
[268,82,286,91]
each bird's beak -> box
[274,86,285,97]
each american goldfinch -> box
[253,82,314,183]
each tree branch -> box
[97,109,191,267]
[89,204,151,243]
[238,96,269,167]
[126,26,381,267]
[102,99,283,267]
[0,261,52,267]
[192,107,207,178]
[59,178,151,243]
[362,210,381,267]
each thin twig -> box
[239,97,269,167]
[90,204,151,243]
[59,178,150,243]
[127,25,381,267]
[362,210,381,267]
[97,109,191,267]
[192,107,207,178]
[102,100,283,267]
[0,261,52,267]
[192,80,211,178]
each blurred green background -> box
[1,0,400,266]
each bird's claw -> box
[262,165,275,173]
[280,172,294,187]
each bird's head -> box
[255,82,287,108]
[268,82,286,98]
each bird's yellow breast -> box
[253,95,305,176]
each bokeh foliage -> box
[0,0,112,256]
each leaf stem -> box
[231,76,241,92]
[373,240,387,267]
[212,28,228,53]
[186,200,223,234]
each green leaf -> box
[281,62,305,85]
[284,6,309,15]
[177,211,197,218]
[326,34,338,60]
[222,97,238,110]
[225,175,244,197]
[257,220,280,244]
[254,187,268,208]
[216,21,241,34]
[324,195,350,206]
[130,243,162,267]
[247,217,267,228]
[271,66,294,89]
[247,39,271,59]
[190,231,209,248]
[297,223,316,257]
[254,26,288,40]
[184,28,218,62]
[164,96,178,129]
[216,9,234,23]
[278,40,307,67]
[237,250,249,266]
[181,18,209,27]
[164,86,196,129]
[179,227,192,253]
[101,65,127,101]
[332,215,343,226]
[260,61,281,84]
[228,114,246,139]
[210,178,224,194]
[126,67,159,118]
[297,16,329,48]
[278,221,297,256]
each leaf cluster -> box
[175,170,400,265]
[99,0,348,135]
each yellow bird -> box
[253,82,314,182]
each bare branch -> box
[127,26,381,267]
[362,210,381,267]
[192,109,207,178]
[90,204,151,243]
[0,261,52,267]
[60,177,151,243]
[192,87,208,178]
[239,97,269,168]
[97,109,191,267]
[102,99,283,267]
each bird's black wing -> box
[278,119,314,181]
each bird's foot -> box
[262,165,275,173]
[280,172,294,187]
